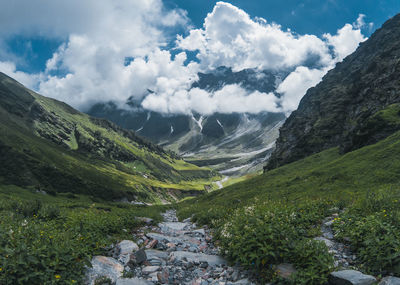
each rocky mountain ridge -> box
[266,13,400,170]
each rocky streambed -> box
[85,210,400,285]
[86,210,253,285]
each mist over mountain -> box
[88,66,287,175]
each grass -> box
[0,185,168,284]
[177,130,400,283]
[0,73,218,203]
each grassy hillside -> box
[178,130,400,283]
[0,72,218,203]
[0,184,169,284]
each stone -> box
[159,222,190,232]
[379,277,400,285]
[314,237,335,248]
[228,279,255,284]
[329,270,376,285]
[193,229,206,236]
[116,240,139,265]
[170,251,228,266]
[136,217,154,225]
[134,249,147,264]
[142,266,160,274]
[146,239,158,249]
[145,249,169,260]
[157,269,170,284]
[86,256,124,285]
[275,264,297,280]
[116,278,153,285]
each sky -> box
[0,0,399,115]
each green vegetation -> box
[333,190,400,275]
[0,185,166,284]
[0,72,218,203]
[178,130,400,283]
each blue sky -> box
[0,1,399,114]
[3,0,400,74]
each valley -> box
[0,4,400,285]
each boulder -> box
[116,278,153,285]
[329,270,376,285]
[116,240,139,265]
[170,251,227,266]
[379,277,400,285]
[135,217,154,225]
[142,266,160,275]
[86,256,124,285]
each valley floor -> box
[87,210,254,284]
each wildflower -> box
[0,267,3,271]
[55,275,61,279]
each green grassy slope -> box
[179,129,400,220]
[178,130,400,283]
[0,72,218,203]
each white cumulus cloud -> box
[0,1,369,115]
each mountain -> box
[88,67,287,176]
[0,72,217,203]
[266,13,400,170]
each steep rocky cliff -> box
[266,13,400,170]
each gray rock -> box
[134,248,147,264]
[193,229,206,236]
[116,278,153,285]
[329,270,376,285]
[116,240,139,265]
[170,251,227,266]
[314,237,335,248]
[228,279,255,285]
[145,249,169,260]
[159,222,190,231]
[142,266,160,274]
[379,277,400,285]
[135,217,154,225]
[275,263,297,280]
[86,256,124,284]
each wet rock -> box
[329,270,376,285]
[86,256,124,284]
[379,276,400,285]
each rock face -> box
[266,13,400,170]
[329,270,376,285]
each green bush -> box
[0,196,163,284]
[216,200,334,284]
[333,191,400,275]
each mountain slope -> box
[0,72,217,203]
[88,67,287,176]
[266,13,400,170]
